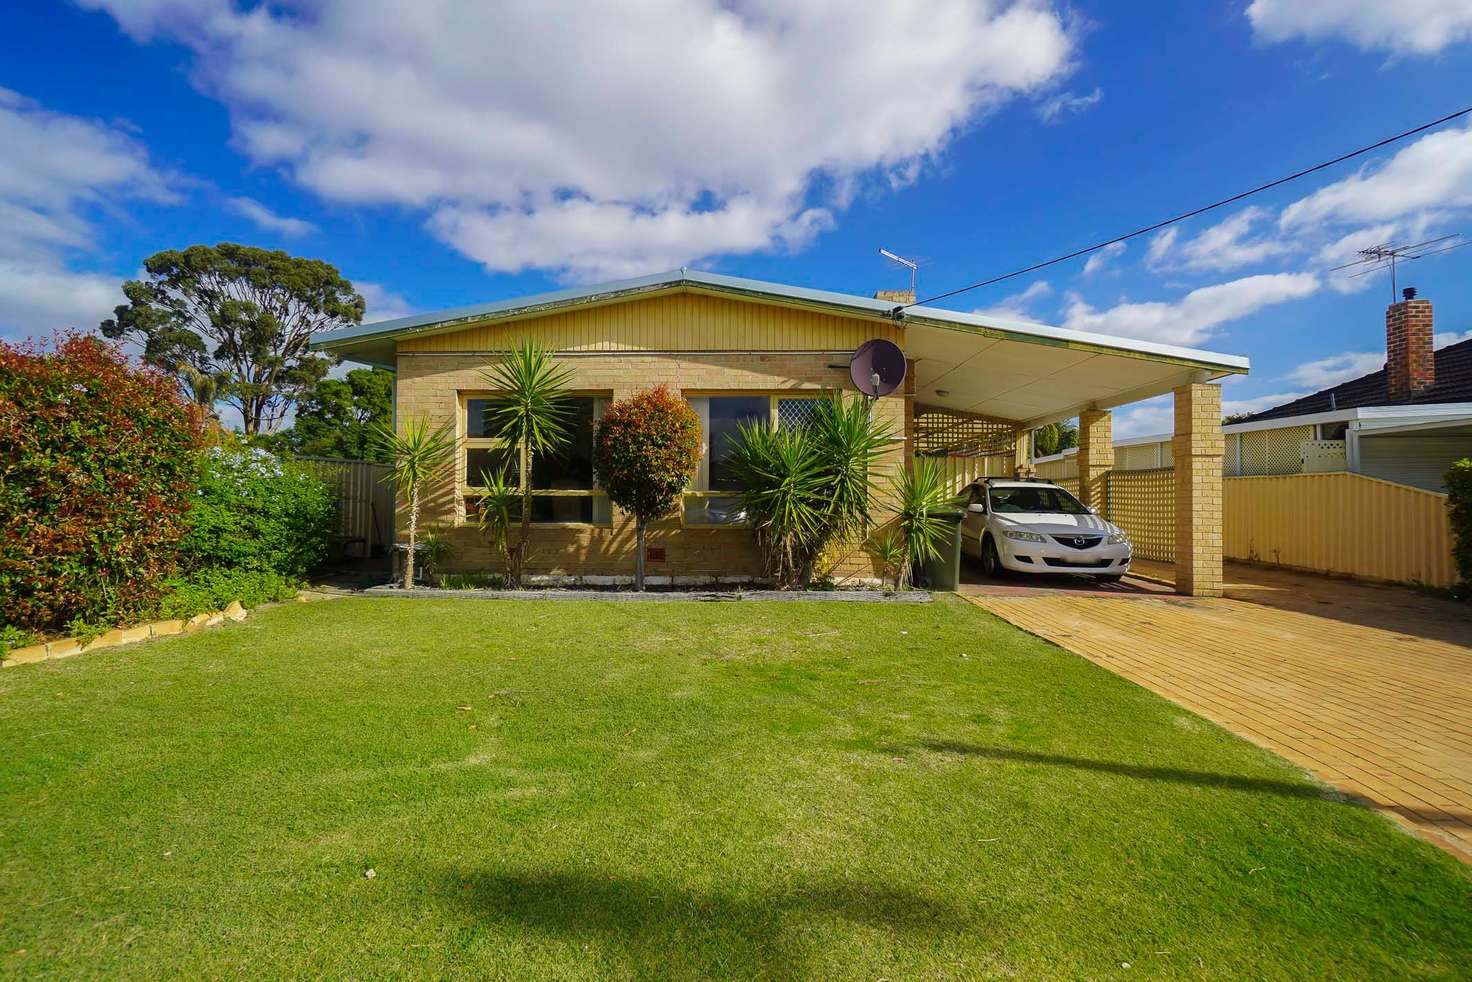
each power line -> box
[895,104,1472,315]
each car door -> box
[959,484,987,557]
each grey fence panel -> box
[295,456,394,557]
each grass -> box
[1,597,1468,979]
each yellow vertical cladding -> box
[396,289,902,353]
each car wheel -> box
[1096,574,1123,584]
[981,536,1006,579]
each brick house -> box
[313,270,1247,594]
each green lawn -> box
[2,597,1469,979]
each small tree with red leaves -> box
[0,334,207,631]
[593,387,701,590]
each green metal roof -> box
[311,268,1251,375]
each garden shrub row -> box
[2,335,340,643]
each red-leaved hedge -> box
[0,334,207,630]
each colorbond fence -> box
[296,456,394,558]
[1223,472,1456,588]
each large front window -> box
[461,393,611,524]
[683,393,825,524]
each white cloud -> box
[974,279,1051,320]
[1436,329,1472,348]
[1112,396,1172,439]
[1152,206,1290,273]
[226,196,317,237]
[1036,87,1102,123]
[83,0,1077,281]
[0,88,172,339]
[1287,350,1384,388]
[1145,227,1178,267]
[1247,0,1472,55]
[1061,273,1320,345]
[1081,241,1124,277]
[1281,123,1472,229]
[0,261,125,339]
[1111,389,1310,439]
[357,282,414,323]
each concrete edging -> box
[2,591,330,668]
[360,585,933,603]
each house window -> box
[460,393,611,525]
[683,393,826,524]
[1317,422,1348,441]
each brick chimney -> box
[1386,286,1434,402]
[874,289,916,305]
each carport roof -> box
[313,269,1249,426]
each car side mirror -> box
[967,503,987,514]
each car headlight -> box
[1107,532,1129,544]
[1003,530,1047,543]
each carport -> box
[893,302,1248,597]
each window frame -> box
[682,391,829,526]
[457,391,612,527]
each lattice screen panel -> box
[1055,477,1081,499]
[1237,425,1313,476]
[1105,468,1175,563]
[914,408,1017,457]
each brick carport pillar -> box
[1173,382,1223,597]
[1076,409,1113,513]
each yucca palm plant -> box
[472,465,521,576]
[372,415,457,589]
[725,394,894,587]
[726,422,829,586]
[866,528,908,591]
[886,457,965,589]
[480,342,575,586]
[810,393,893,542]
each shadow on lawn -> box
[915,741,1344,803]
[440,868,972,977]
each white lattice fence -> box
[1105,468,1175,562]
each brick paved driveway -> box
[961,561,1472,861]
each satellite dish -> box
[850,338,906,398]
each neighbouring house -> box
[1037,288,1471,493]
[312,270,1248,594]
[1027,288,1465,588]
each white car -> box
[959,479,1131,583]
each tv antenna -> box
[1329,233,1469,300]
[879,248,919,297]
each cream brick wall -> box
[1077,409,1114,513]
[1173,383,1224,597]
[394,349,907,582]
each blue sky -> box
[3,1,1471,436]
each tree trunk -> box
[635,518,646,591]
[403,487,418,589]
[516,484,531,588]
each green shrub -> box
[1448,458,1472,591]
[0,334,206,631]
[592,387,702,590]
[181,446,337,578]
[158,568,301,620]
[0,624,38,657]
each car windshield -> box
[988,485,1089,515]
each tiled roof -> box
[1238,337,1472,423]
